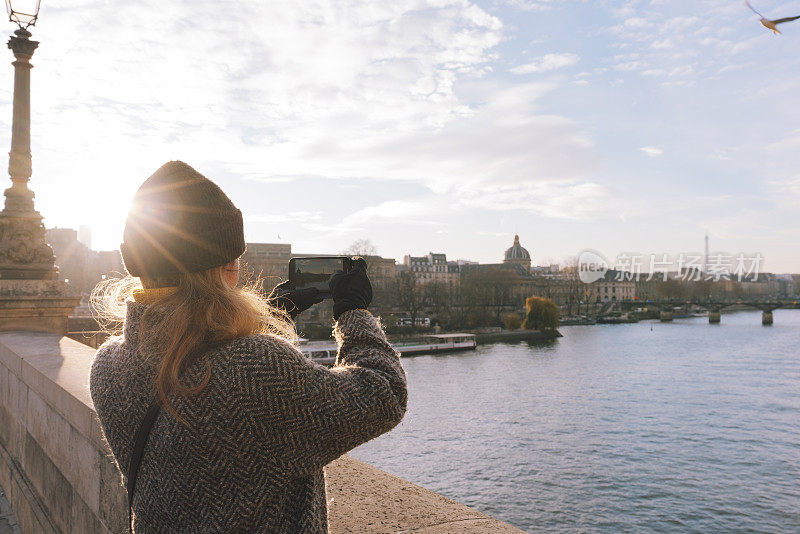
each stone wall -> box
[0,332,126,533]
[0,332,524,534]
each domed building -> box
[503,234,532,270]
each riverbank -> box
[474,329,561,344]
[387,328,561,348]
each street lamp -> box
[0,0,56,279]
[5,0,40,29]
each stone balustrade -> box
[0,332,523,533]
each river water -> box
[352,310,800,532]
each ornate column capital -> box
[7,29,38,61]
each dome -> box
[504,234,530,261]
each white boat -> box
[393,333,477,356]
[297,339,337,366]
[298,333,477,365]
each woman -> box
[90,161,407,533]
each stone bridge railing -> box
[0,332,523,533]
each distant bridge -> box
[635,298,799,324]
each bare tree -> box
[342,239,377,257]
[421,281,450,319]
[393,271,420,322]
[457,268,521,326]
[559,256,584,316]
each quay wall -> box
[475,329,561,344]
[0,332,524,533]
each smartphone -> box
[288,256,353,298]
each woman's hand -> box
[329,258,373,320]
[269,281,324,319]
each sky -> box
[1,0,798,271]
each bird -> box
[745,1,800,34]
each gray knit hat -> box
[120,161,245,280]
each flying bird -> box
[745,1,800,34]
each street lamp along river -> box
[0,0,78,336]
[0,0,57,280]
[6,0,41,28]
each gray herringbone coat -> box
[90,303,407,533]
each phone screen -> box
[289,257,347,292]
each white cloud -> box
[343,199,438,227]
[10,0,605,252]
[341,178,611,228]
[458,181,611,219]
[509,53,580,74]
[19,1,507,241]
[614,60,648,72]
[623,17,653,30]
[247,211,322,224]
[651,38,674,49]
[237,80,598,193]
[640,146,664,157]
[501,0,565,11]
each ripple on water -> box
[353,310,800,532]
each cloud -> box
[342,177,611,227]
[247,211,322,224]
[651,38,674,49]
[640,146,664,157]
[510,53,580,74]
[237,79,599,196]
[342,199,439,227]
[765,133,800,153]
[20,1,508,239]
[501,0,566,11]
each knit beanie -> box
[120,161,245,280]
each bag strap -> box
[126,342,225,534]
[126,397,162,534]
[124,343,218,533]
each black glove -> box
[329,258,373,320]
[269,280,323,319]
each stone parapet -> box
[0,282,79,335]
[0,332,525,533]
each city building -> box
[360,255,396,289]
[46,227,94,293]
[531,264,560,274]
[95,250,125,277]
[243,242,398,331]
[46,228,126,295]
[241,243,292,287]
[503,234,532,271]
[403,253,460,286]
[587,270,636,303]
[78,225,92,249]
[776,274,797,298]
[724,273,781,299]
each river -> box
[352,309,800,532]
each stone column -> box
[0,29,78,334]
[0,28,56,280]
[762,310,773,326]
[7,29,37,213]
[708,310,721,324]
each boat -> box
[597,313,638,324]
[560,316,597,326]
[393,333,477,356]
[298,333,477,364]
[297,339,338,366]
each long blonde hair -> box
[91,266,296,424]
